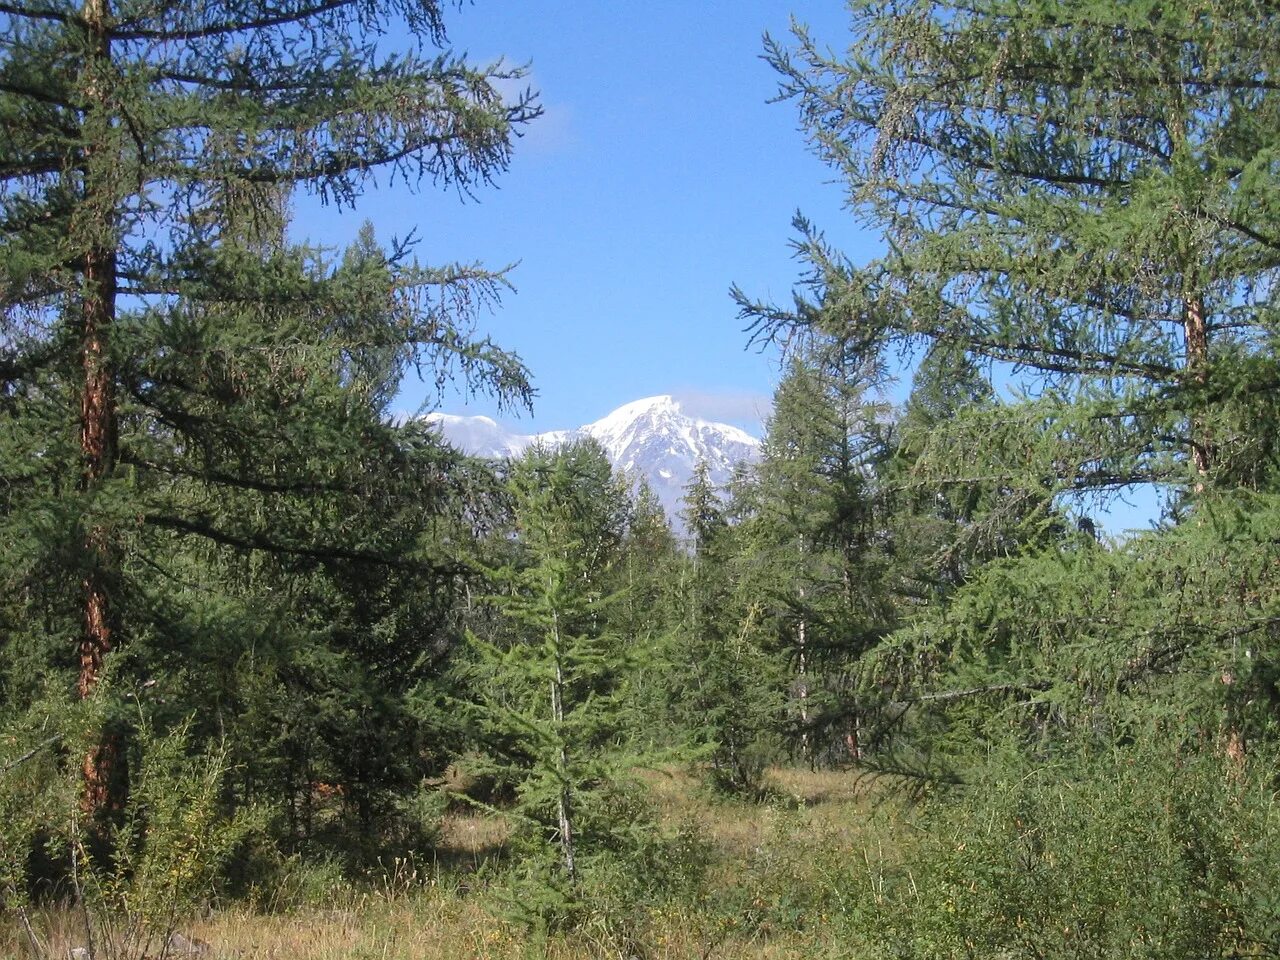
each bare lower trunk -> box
[79,252,120,817]
[845,717,862,762]
[550,610,575,883]
[1183,294,1213,478]
[77,0,121,819]
[1224,728,1246,768]
[1222,670,1247,773]
[797,615,810,765]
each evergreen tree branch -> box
[0,1,74,24]
[0,735,62,778]
[144,513,463,577]
[109,0,358,41]
[119,450,350,497]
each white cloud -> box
[673,389,772,434]
[490,69,575,155]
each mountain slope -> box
[425,396,759,528]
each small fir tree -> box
[465,441,649,921]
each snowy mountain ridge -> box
[425,395,760,528]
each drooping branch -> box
[144,512,465,578]
[0,735,62,778]
[109,0,358,41]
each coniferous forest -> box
[3,1,1280,957]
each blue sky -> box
[285,1,1165,534]
[291,1,878,436]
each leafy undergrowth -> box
[4,766,907,960]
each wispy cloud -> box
[491,69,575,155]
[673,389,773,434]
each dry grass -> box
[3,906,87,960]
[436,810,511,857]
[5,766,900,960]
[11,901,846,960]
[640,763,901,856]
[190,901,841,960]
[193,899,522,960]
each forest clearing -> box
[6,768,904,960]
[3,0,1278,957]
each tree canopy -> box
[739,0,1280,495]
[0,0,538,818]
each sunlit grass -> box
[5,766,905,960]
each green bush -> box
[0,708,75,957]
[0,710,253,960]
[862,738,1280,959]
[491,782,712,944]
[69,722,251,960]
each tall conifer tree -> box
[736,331,901,763]
[672,464,783,792]
[0,0,537,815]
[465,441,648,917]
[739,0,1280,496]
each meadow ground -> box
[5,767,909,960]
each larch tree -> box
[729,13,1280,947]
[610,475,679,675]
[887,340,1055,598]
[734,0,1280,776]
[745,344,895,763]
[0,0,538,817]
[672,463,784,793]
[464,441,644,918]
[729,12,1280,895]
[739,0,1280,499]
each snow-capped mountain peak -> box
[424,412,531,459]
[585,395,756,461]
[424,396,760,530]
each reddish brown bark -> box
[1183,294,1213,477]
[79,242,117,700]
[843,711,865,762]
[79,247,120,816]
[77,0,121,818]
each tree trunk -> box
[77,0,121,819]
[845,716,862,762]
[1187,296,1246,773]
[797,614,810,765]
[1183,294,1213,478]
[78,250,117,699]
[549,609,576,884]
